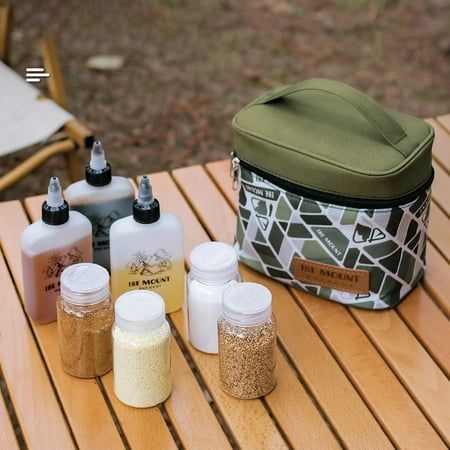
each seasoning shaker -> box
[57,263,113,378]
[218,282,276,399]
[113,290,171,408]
[187,242,240,354]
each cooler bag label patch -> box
[293,258,369,294]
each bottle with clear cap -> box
[187,241,240,354]
[21,176,92,323]
[65,140,135,271]
[109,176,184,312]
[58,263,113,378]
[218,282,277,399]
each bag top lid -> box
[232,78,434,201]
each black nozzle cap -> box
[42,200,70,225]
[85,162,112,187]
[133,197,160,224]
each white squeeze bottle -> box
[110,176,185,312]
[21,177,93,323]
[65,141,134,271]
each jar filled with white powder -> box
[187,241,239,354]
[113,290,171,408]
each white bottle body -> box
[110,214,185,312]
[188,277,238,354]
[65,176,134,271]
[21,211,93,323]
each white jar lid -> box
[60,263,109,305]
[115,290,165,334]
[222,282,272,326]
[190,241,238,284]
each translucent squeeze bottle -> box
[65,140,134,271]
[110,176,185,312]
[21,176,93,323]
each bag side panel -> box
[235,166,430,309]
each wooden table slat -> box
[150,172,343,450]
[293,290,447,449]
[421,244,450,317]
[428,202,450,262]
[0,380,20,450]
[0,199,127,449]
[24,191,231,450]
[426,118,450,173]
[436,114,450,134]
[204,160,450,448]
[172,166,394,449]
[350,308,450,445]
[150,172,291,450]
[164,338,233,450]
[101,371,177,450]
[431,163,450,216]
[0,249,75,449]
[397,288,450,378]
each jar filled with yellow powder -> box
[113,290,171,408]
[58,263,113,378]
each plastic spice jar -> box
[57,263,113,378]
[113,290,171,408]
[218,282,276,399]
[187,241,239,354]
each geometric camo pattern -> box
[235,166,431,309]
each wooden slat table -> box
[0,115,449,450]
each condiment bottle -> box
[57,263,113,378]
[113,290,171,408]
[110,176,184,312]
[65,140,135,271]
[187,242,239,354]
[218,282,276,399]
[21,176,92,323]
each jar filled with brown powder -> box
[218,282,276,399]
[57,263,113,378]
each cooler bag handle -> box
[254,78,415,157]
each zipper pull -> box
[230,152,241,191]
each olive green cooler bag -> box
[231,78,434,309]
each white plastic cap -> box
[89,141,107,170]
[189,242,238,285]
[61,263,110,305]
[138,175,154,204]
[223,282,272,326]
[47,176,64,207]
[115,290,166,334]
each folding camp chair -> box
[0,5,94,193]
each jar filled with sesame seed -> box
[113,290,171,408]
[218,282,276,399]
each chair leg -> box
[0,4,12,64]
[64,148,83,181]
[40,33,69,109]
[40,35,93,181]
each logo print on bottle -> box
[127,249,172,276]
[43,247,83,278]
[89,210,121,238]
[353,224,386,243]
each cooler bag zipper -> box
[230,152,433,209]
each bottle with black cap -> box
[21,176,92,323]
[110,176,184,313]
[66,140,134,271]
